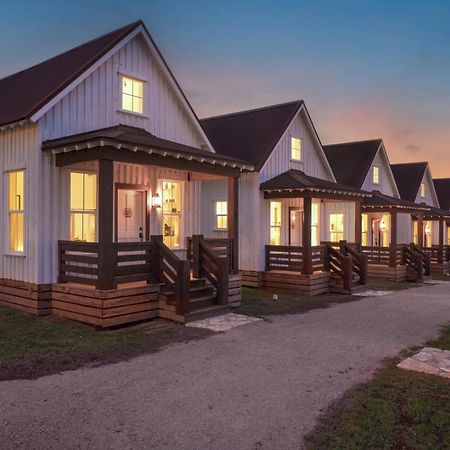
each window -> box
[215,201,228,230]
[70,173,97,242]
[291,136,302,161]
[122,76,143,113]
[329,213,344,242]
[270,201,282,245]
[311,203,319,246]
[373,166,380,185]
[162,181,182,248]
[362,213,369,246]
[420,182,426,198]
[413,221,418,244]
[8,170,24,252]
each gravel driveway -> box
[1,283,449,450]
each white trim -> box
[117,109,149,119]
[0,119,29,132]
[29,25,215,153]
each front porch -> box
[41,125,253,326]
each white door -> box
[117,190,145,242]
[289,209,303,246]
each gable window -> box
[215,201,228,230]
[162,181,182,248]
[420,182,426,198]
[270,201,282,245]
[70,173,97,242]
[122,76,143,114]
[291,136,302,161]
[8,170,25,252]
[373,166,380,185]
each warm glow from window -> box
[8,170,24,252]
[373,166,380,184]
[329,213,344,242]
[311,203,319,246]
[162,181,182,247]
[270,201,282,245]
[361,214,368,246]
[291,136,302,161]
[413,221,418,244]
[122,76,143,113]
[215,201,228,230]
[70,173,97,242]
[381,214,390,246]
[420,182,426,198]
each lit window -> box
[122,76,143,113]
[291,136,302,161]
[361,214,369,246]
[420,182,426,198]
[373,166,380,184]
[270,201,282,245]
[162,181,182,248]
[311,203,319,246]
[329,213,344,242]
[215,201,228,230]
[70,173,97,242]
[8,170,24,252]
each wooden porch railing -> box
[187,237,236,274]
[339,241,368,285]
[58,241,99,286]
[265,245,304,272]
[114,241,153,285]
[404,245,424,281]
[410,243,431,276]
[423,245,449,264]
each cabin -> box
[391,163,450,274]
[200,101,370,295]
[0,21,255,327]
[433,178,450,245]
[323,140,432,281]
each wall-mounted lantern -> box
[152,193,162,208]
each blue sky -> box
[1,0,449,174]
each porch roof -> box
[42,124,255,175]
[260,169,370,199]
[363,191,430,212]
[420,205,450,219]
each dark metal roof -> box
[433,178,450,210]
[42,124,254,170]
[200,101,305,171]
[363,191,429,211]
[260,169,370,197]
[390,162,428,202]
[424,205,450,218]
[322,139,382,188]
[0,21,142,127]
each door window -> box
[329,213,344,242]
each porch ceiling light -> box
[152,193,162,208]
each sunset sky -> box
[1,0,449,175]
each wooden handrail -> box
[187,236,235,274]
[340,241,368,285]
[325,244,353,292]
[404,245,423,281]
[410,243,431,276]
[192,235,229,305]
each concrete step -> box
[185,304,230,323]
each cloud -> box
[404,144,421,152]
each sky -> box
[1,0,449,176]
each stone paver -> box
[186,312,262,332]
[398,347,450,378]
[357,289,391,297]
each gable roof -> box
[0,21,141,127]
[433,178,450,210]
[390,162,428,202]
[260,169,369,197]
[363,191,429,211]
[322,139,382,188]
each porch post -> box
[302,196,313,275]
[438,217,444,264]
[228,176,239,274]
[389,208,398,267]
[97,159,115,290]
[417,212,424,247]
[354,199,362,248]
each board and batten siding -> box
[397,213,413,245]
[39,34,206,149]
[0,123,41,283]
[200,179,228,239]
[361,148,398,197]
[415,168,439,207]
[260,107,334,183]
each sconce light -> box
[425,224,431,235]
[152,193,161,208]
[380,220,386,232]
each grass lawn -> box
[367,277,421,291]
[304,326,450,450]
[236,288,363,317]
[431,273,450,282]
[0,306,212,382]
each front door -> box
[289,208,303,246]
[117,190,146,242]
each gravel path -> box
[1,283,449,450]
